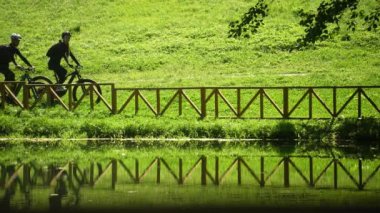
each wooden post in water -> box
[260,156,265,187]
[157,157,161,184]
[90,162,94,186]
[334,159,338,189]
[201,155,207,185]
[111,159,117,189]
[309,156,314,187]
[68,162,74,188]
[215,156,219,185]
[237,157,242,185]
[284,156,290,187]
[358,158,363,190]
[135,159,139,183]
[0,164,6,187]
[179,158,183,184]
[23,164,30,191]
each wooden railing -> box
[1,156,380,190]
[1,82,379,119]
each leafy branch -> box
[228,0,269,38]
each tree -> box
[229,0,379,48]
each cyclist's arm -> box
[15,49,33,67]
[69,52,80,66]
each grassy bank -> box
[0,108,379,145]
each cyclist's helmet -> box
[10,33,22,40]
[61,31,71,38]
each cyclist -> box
[46,31,81,89]
[0,33,34,82]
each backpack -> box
[0,45,12,64]
[46,42,59,58]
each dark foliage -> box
[228,0,269,38]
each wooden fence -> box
[1,82,379,119]
[1,156,380,190]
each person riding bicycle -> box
[46,31,81,87]
[0,33,34,82]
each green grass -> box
[0,0,379,140]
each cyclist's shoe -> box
[55,86,67,92]
[5,96,17,105]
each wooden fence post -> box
[283,87,289,118]
[179,89,182,116]
[201,88,206,119]
[214,89,219,118]
[134,89,139,115]
[111,84,117,114]
[284,156,290,187]
[237,88,241,118]
[0,83,5,109]
[308,88,313,119]
[358,87,362,118]
[260,88,264,119]
[90,84,94,110]
[333,87,337,117]
[156,89,160,116]
[68,84,73,111]
[112,159,117,189]
[23,82,29,110]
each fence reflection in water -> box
[1,155,380,212]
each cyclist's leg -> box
[1,68,15,81]
[0,67,16,103]
[54,65,67,84]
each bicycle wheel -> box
[73,79,102,104]
[29,76,54,100]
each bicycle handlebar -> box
[17,66,35,72]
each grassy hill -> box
[0,0,379,141]
[0,0,379,87]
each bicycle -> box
[52,66,102,103]
[0,67,53,104]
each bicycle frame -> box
[56,67,83,85]
[12,72,33,96]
